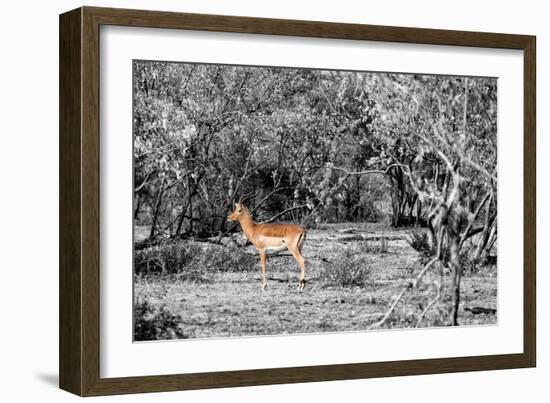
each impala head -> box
[227,193,253,222]
[227,203,248,222]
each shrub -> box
[134,300,188,341]
[319,248,371,288]
[196,244,257,273]
[134,240,256,279]
[460,248,497,276]
[407,230,432,257]
[134,242,205,280]
[363,236,389,254]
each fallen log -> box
[464,307,497,315]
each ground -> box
[134,223,497,340]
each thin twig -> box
[368,256,439,330]
[329,163,403,176]
[412,257,439,287]
[416,286,441,327]
[259,204,309,224]
[367,285,412,330]
[458,191,491,250]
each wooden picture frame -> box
[59,6,536,396]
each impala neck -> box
[238,211,256,240]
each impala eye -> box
[238,209,243,213]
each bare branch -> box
[368,256,439,330]
[249,185,290,215]
[460,156,497,182]
[134,170,157,193]
[459,191,492,249]
[329,163,404,176]
[259,204,309,224]
[238,191,255,205]
[367,284,411,330]
[416,285,441,327]
[412,257,439,288]
[431,121,497,183]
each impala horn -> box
[238,191,254,206]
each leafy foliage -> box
[135,241,257,279]
[134,300,188,341]
[407,230,432,257]
[319,248,372,288]
[133,63,417,239]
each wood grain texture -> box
[85,6,531,49]
[523,38,536,367]
[58,5,537,396]
[81,6,102,396]
[59,8,82,396]
[85,353,531,396]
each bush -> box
[319,248,371,288]
[196,244,257,273]
[460,249,497,276]
[134,242,205,280]
[134,300,188,341]
[134,240,256,279]
[407,230,432,257]
[363,236,389,253]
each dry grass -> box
[134,223,497,340]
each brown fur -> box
[228,203,307,290]
[254,223,304,239]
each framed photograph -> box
[59,6,536,396]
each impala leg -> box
[259,249,267,290]
[290,248,306,291]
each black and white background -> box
[133,61,498,340]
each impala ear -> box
[235,203,240,210]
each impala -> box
[227,194,307,291]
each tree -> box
[368,74,497,325]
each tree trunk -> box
[449,236,462,326]
[415,199,423,225]
[134,194,142,221]
[149,178,165,240]
[187,181,195,234]
[355,170,361,219]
